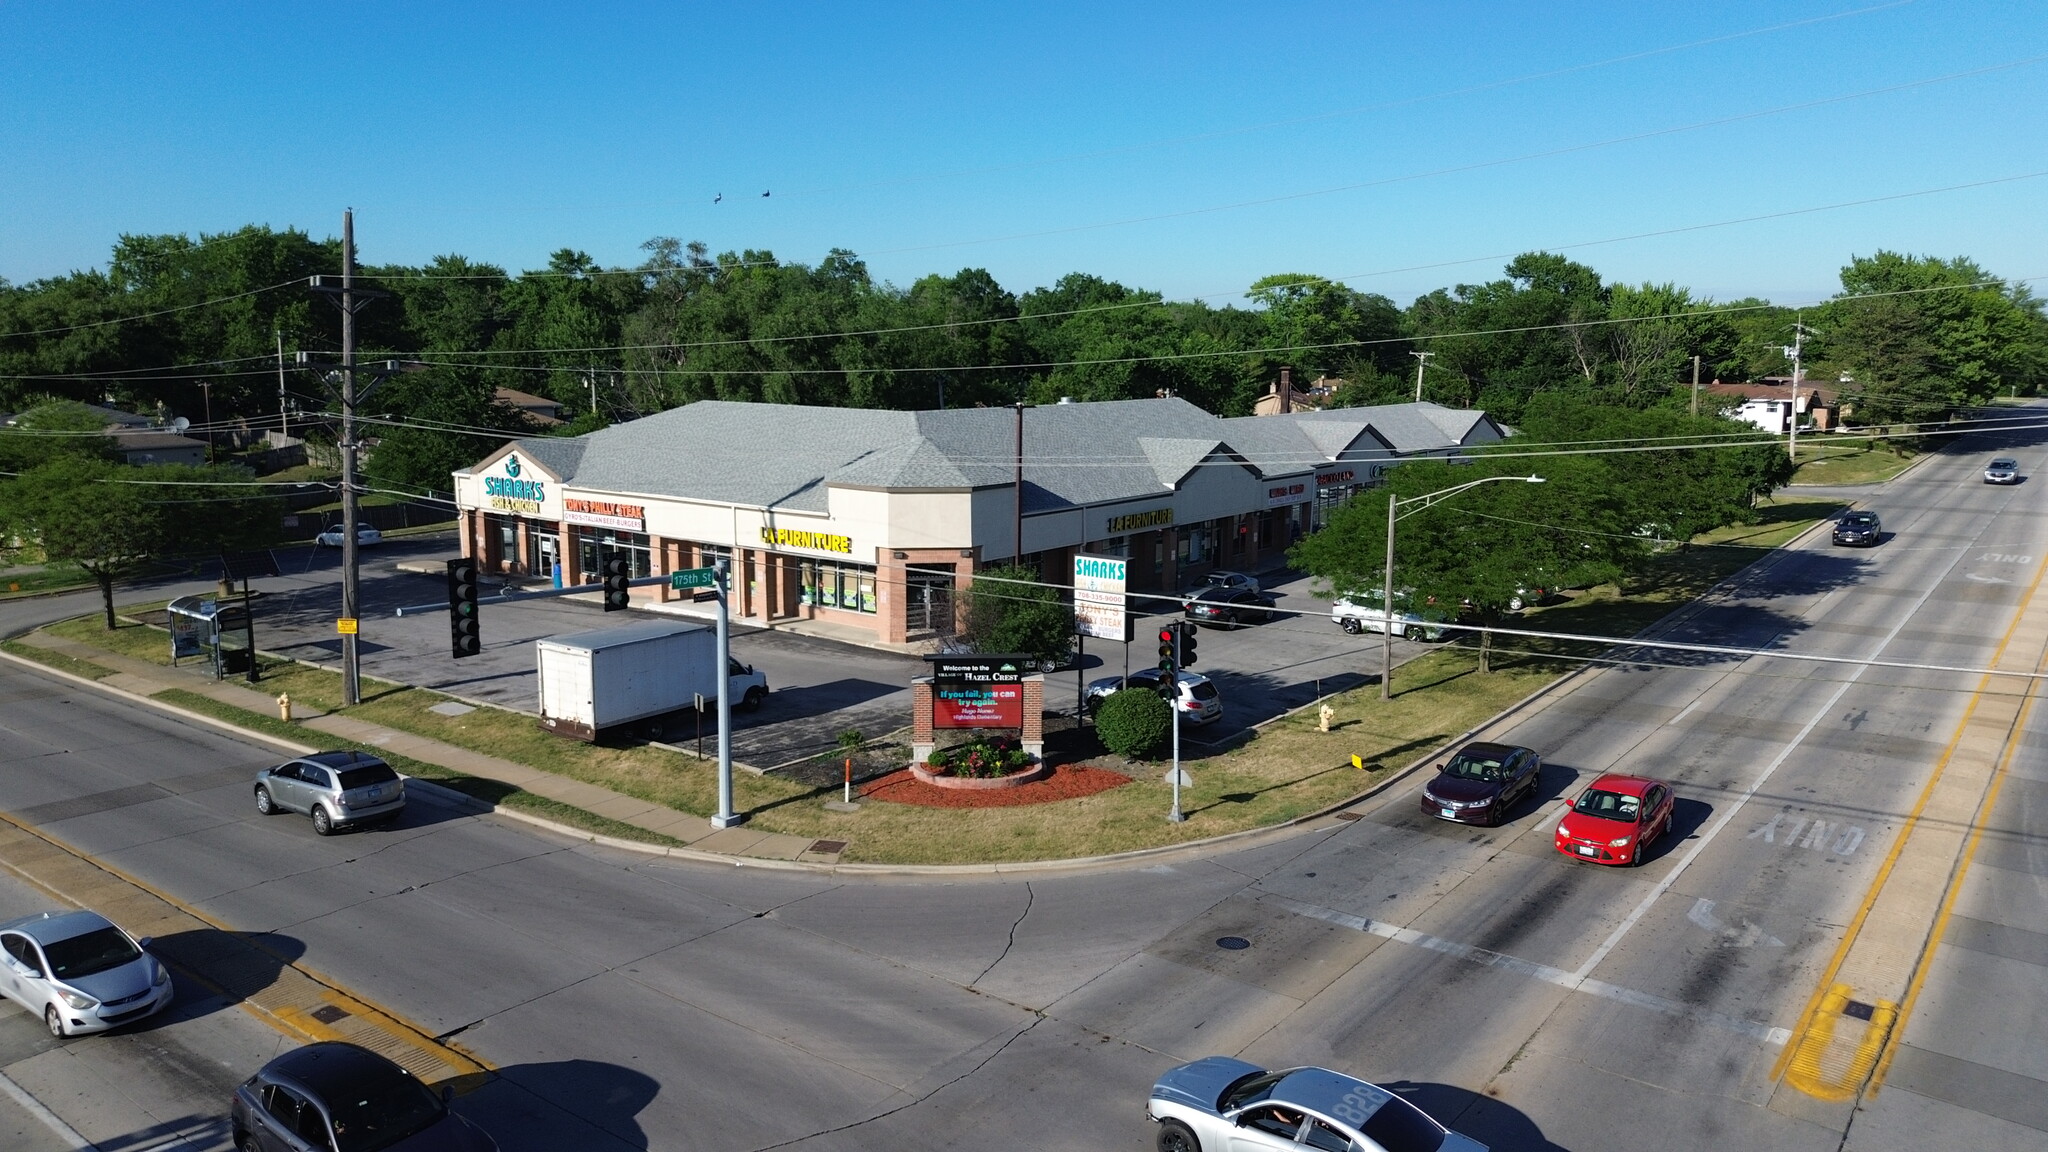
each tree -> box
[960,564,1073,665]
[1819,253,2048,420]
[0,458,281,629]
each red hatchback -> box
[1555,773,1675,866]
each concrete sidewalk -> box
[11,632,837,865]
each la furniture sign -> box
[1073,553,1129,641]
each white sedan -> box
[1149,1057,1485,1152]
[314,524,382,547]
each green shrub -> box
[1096,688,1171,759]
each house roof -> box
[481,397,1498,514]
[109,429,209,453]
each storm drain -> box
[309,1004,352,1025]
[809,840,848,855]
[1335,812,1364,822]
[1215,936,1252,951]
[1842,1000,1876,1021]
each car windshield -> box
[1357,1094,1445,1152]
[1992,460,2015,468]
[1218,1069,1288,1112]
[1844,515,1877,527]
[42,926,140,980]
[1203,573,1238,588]
[335,764,398,790]
[323,1075,445,1152]
[1573,789,1641,821]
[1445,752,1508,781]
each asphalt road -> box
[4,426,2047,1151]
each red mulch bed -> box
[862,764,1132,808]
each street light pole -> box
[1380,474,1547,701]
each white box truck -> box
[536,621,769,741]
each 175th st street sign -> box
[669,567,717,590]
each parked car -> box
[254,750,406,835]
[1554,772,1676,867]
[1331,596,1444,641]
[1084,669,1224,726]
[0,909,173,1038]
[1149,1056,1487,1152]
[233,1041,498,1152]
[315,524,383,547]
[1984,457,2020,484]
[1184,585,1270,628]
[1420,742,1542,827]
[1831,510,1883,547]
[1186,570,1261,600]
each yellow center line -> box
[1770,543,2048,1090]
[1868,638,2046,1095]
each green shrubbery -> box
[1095,689,1171,759]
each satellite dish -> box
[170,417,190,433]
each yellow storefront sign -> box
[760,526,853,554]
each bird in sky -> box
[761,190,771,198]
[713,193,722,204]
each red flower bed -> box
[862,763,1131,808]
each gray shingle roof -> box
[504,397,1494,514]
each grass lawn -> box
[39,496,1842,865]
[1789,439,1917,486]
[0,562,92,596]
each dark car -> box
[1832,511,1883,547]
[1419,741,1542,827]
[1183,585,1269,628]
[233,1042,496,1152]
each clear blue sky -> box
[3,1,2043,309]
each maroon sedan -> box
[1555,773,1676,866]
[1418,742,1542,827]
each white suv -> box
[1331,597,1443,641]
[1084,669,1224,725]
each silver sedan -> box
[0,909,173,1037]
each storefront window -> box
[572,526,651,583]
[800,560,878,614]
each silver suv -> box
[253,751,405,835]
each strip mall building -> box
[452,397,1504,646]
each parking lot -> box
[229,538,1431,766]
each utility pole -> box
[1409,350,1433,403]
[306,210,391,707]
[1013,401,1027,565]
[1787,322,1812,463]
[199,380,214,461]
[710,556,740,829]
[1690,354,1701,418]
[276,331,289,438]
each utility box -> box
[535,621,767,741]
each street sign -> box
[669,567,717,590]
[336,618,359,635]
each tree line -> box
[3,226,2045,499]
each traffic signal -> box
[446,558,480,659]
[1157,624,1180,699]
[1178,622,1198,669]
[602,557,631,611]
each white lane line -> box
[1262,893,1792,1046]
[0,1068,97,1151]
[1666,697,1704,727]
[1569,538,1964,985]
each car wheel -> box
[1340,617,1363,634]
[254,785,276,815]
[44,1004,66,1038]
[1629,837,1649,867]
[741,687,766,712]
[311,806,335,836]
[238,1134,263,1152]
[1156,1119,1201,1152]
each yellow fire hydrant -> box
[278,693,293,722]
[1318,703,1335,733]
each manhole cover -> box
[1842,999,1876,1021]
[1216,936,1251,951]
[309,1004,351,1025]
[809,840,848,855]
